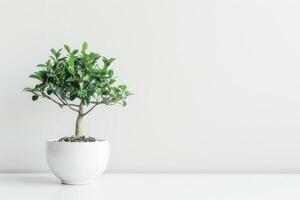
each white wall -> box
[1,0,300,172]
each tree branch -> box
[40,92,79,112]
[54,93,67,104]
[82,98,120,116]
[82,96,103,116]
[66,104,80,112]
[41,92,64,108]
[68,103,80,107]
[82,102,100,116]
[63,98,80,112]
[52,92,80,112]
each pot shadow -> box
[3,174,60,186]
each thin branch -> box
[82,102,101,116]
[52,92,80,112]
[89,100,116,105]
[82,99,120,116]
[63,98,80,112]
[54,93,67,104]
[66,104,80,112]
[41,92,64,108]
[82,96,103,116]
[40,92,79,112]
[68,103,80,107]
[105,102,119,106]
[50,90,67,107]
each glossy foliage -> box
[25,42,131,110]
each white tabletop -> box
[1,173,300,200]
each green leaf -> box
[83,96,90,105]
[64,44,71,53]
[23,87,32,92]
[32,95,39,101]
[77,90,87,97]
[78,71,83,78]
[72,49,79,55]
[67,55,75,76]
[125,91,133,96]
[37,64,46,68]
[50,56,56,62]
[108,58,115,65]
[55,87,65,96]
[29,71,47,81]
[108,70,114,78]
[69,92,77,100]
[122,100,127,106]
[55,49,62,58]
[66,86,74,93]
[65,76,74,82]
[47,88,53,95]
[79,82,84,89]
[50,48,56,56]
[119,84,127,91]
[82,75,89,81]
[93,53,101,60]
[102,57,109,67]
[109,79,116,84]
[82,42,88,52]
[67,66,75,76]
[67,54,74,67]
[101,90,110,95]
[102,57,115,68]
[45,60,51,66]
[29,74,40,80]
[57,48,62,55]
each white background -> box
[1,0,300,173]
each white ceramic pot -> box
[47,140,109,185]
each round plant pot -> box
[47,139,109,185]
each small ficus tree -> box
[25,42,131,138]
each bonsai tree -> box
[25,42,131,141]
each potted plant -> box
[24,42,131,185]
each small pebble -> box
[57,135,97,142]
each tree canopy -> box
[25,42,131,116]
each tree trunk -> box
[75,100,84,138]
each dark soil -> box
[57,135,96,142]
